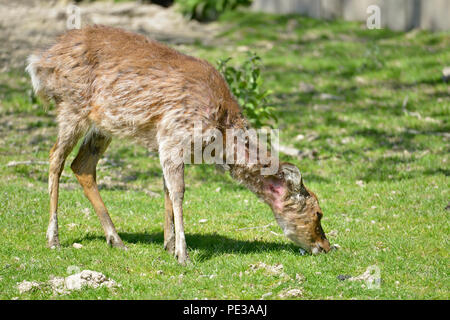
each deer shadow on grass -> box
[74,231,300,262]
[129,231,301,262]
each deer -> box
[26,25,331,265]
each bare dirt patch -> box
[0,0,221,72]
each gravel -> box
[16,270,119,295]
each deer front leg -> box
[162,163,189,265]
[163,176,175,254]
[47,125,83,248]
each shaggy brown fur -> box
[27,26,329,265]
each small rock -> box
[298,82,315,93]
[319,93,343,101]
[261,292,273,299]
[145,190,161,198]
[73,243,83,249]
[340,137,354,144]
[331,244,341,251]
[308,134,319,143]
[277,145,302,158]
[277,145,318,160]
[337,274,352,281]
[278,288,303,298]
[355,76,367,84]
[328,230,338,237]
[348,267,381,286]
[237,45,250,52]
[443,67,450,82]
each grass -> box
[0,10,449,300]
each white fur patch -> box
[25,54,42,94]
[274,216,294,238]
[46,214,58,240]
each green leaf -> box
[217,52,277,129]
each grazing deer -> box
[26,26,330,265]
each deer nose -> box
[313,239,331,254]
[318,239,331,253]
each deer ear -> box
[280,163,301,188]
[280,163,310,196]
[262,163,309,210]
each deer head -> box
[262,163,331,254]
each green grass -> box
[0,10,449,300]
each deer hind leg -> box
[163,176,175,254]
[70,128,126,249]
[161,160,189,265]
[47,122,84,248]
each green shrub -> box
[217,53,277,129]
[176,0,252,21]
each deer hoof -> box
[47,239,61,249]
[175,250,191,266]
[164,238,175,255]
[106,234,127,250]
